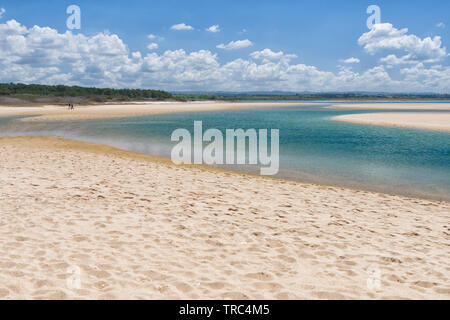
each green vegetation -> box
[1,83,449,103]
[175,94,221,101]
[175,92,450,101]
[0,83,173,102]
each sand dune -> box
[332,113,450,132]
[0,136,448,300]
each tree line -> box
[0,83,173,101]
[1,83,449,102]
[175,93,450,101]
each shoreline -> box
[329,102,450,110]
[0,101,448,202]
[2,135,448,204]
[1,100,450,122]
[332,113,450,132]
[1,136,449,299]
[0,101,315,121]
[0,101,449,133]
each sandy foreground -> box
[0,101,309,121]
[0,136,449,300]
[332,113,450,132]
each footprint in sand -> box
[244,272,274,281]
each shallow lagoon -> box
[1,104,449,201]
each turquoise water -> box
[1,105,449,201]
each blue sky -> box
[0,0,449,92]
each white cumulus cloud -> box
[147,43,158,50]
[0,8,5,19]
[0,19,449,93]
[170,23,194,31]
[340,57,360,64]
[206,25,220,33]
[379,54,418,65]
[436,22,445,29]
[217,39,253,50]
[250,49,297,62]
[147,34,163,42]
[358,23,448,64]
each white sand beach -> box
[2,0,450,302]
[332,113,450,132]
[0,136,449,300]
[0,101,307,121]
[330,103,450,110]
